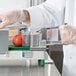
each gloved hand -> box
[59,25,76,44]
[0,10,30,28]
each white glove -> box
[59,25,76,44]
[0,10,26,28]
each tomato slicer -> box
[0,24,47,66]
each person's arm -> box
[0,9,31,28]
[0,0,65,29]
[27,0,66,30]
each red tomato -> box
[12,34,23,47]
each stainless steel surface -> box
[0,51,53,66]
[0,29,8,54]
[0,52,49,76]
[0,52,61,76]
[0,62,61,76]
[31,47,46,51]
[46,41,62,45]
[46,40,68,45]
[0,65,48,76]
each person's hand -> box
[0,10,30,28]
[59,25,76,44]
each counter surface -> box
[0,52,61,76]
[0,64,61,76]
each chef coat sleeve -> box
[27,0,66,30]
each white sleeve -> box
[28,0,66,31]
